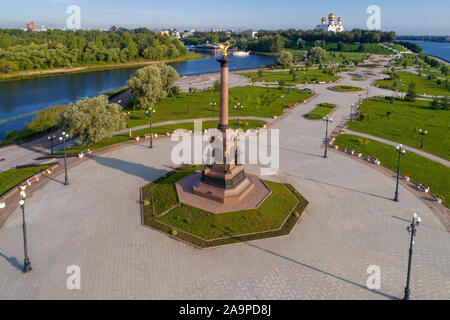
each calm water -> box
[407,40,450,62]
[0,54,274,139]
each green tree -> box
[405,82,417,102]
[126,38,139,60]
[128,63,179,109]
[308,46,326,64]
[59,96,126,145]
[275,51,293,68]
[441,65,449,76]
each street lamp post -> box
[394,144,406,202]
[322,116,333,159]
[19,191,32,273]
[48,135,56,155]
[418,129,427,150]
[234,103,244,130]
[403,213,422,300]
[280,95,285,114]
[146,108,156,148]
[59,132,69,186]
[210,102,216,118]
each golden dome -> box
[328,13,335,20]
[338,17,342,21]
[321,17,326,21]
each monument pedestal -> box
[193,165,255,204]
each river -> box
[0,53,274,139]
[406,40,450,63]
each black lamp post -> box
[48,135,56,155]
[19,191,32,273]
[234,103,244,130]
[59,132,69,186]
[394,144,406,202]
[418,129,427,150]
[146,107,156,149]
[403,212,422,300]
[210,102,216,118]
[322,116,333,159]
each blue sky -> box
[1,0,449,35]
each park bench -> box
[344,147,355,155]
[367,156,381,165]
[418,183,430,193]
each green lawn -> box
[333,85,363,91]
[300,42,393,55]
[421,68,450,80]
[126,86,313,128]
[347,98,450,160]
[56,120,266,156]
[304,103,336,120]
[0,166,49,197]
[393,53,423,67]
[376,71,450,96]
[153,172,299,240]
[334,134,449,206]
[387,44,407,52]
[241,69,340,84]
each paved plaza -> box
[0,65,449,300]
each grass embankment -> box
[334,134,449,206]
[140,167,308,247]
[0,53,202,82]
[332,85,363,91]
[386,44,407,52]
[376,71,450,96]
[304,103,336,120]
[1,105,68,145]
[126,86,313,128]
[241,69,340,84]
[55,120,266,156]
[348,98,450,160]
[0,165,48,197]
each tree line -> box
[0,28,188,74]
[182,29,396,54]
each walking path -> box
[345,129,450,167]
[0,62,449,299]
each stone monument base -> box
[176,171,271,214]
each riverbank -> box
[0,53,203,82]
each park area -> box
[348,98,450,160]
[376,71,450,96]
[334,134,449,206]
[126,86,313,127]
[241,69,340,84]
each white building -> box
[314,13,344,33]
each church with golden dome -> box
[314,13,344,33]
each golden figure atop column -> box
[214,40,235,59]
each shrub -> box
[171,230,178,236]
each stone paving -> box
[0,65,449,300]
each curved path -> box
[0,65,449,300]
[345,129,449,167]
